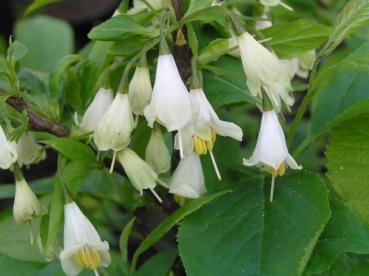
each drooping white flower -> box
[13,177,47,243]
[169,153,206,199]
[129,66,152,115]
[118,147,163,202]
[289,50,316,79]
[17,133,46,167]
[174,88,243,180]
[238,32,294,111]
[0,125,17,169]
[144,54,192,158]
[145,126,171,174]
[94,93,134,172]
[60,202,111,276]
[79,88,114,133]
[243,111,302,201]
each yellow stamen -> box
[278,164,286,176]
[75,246,101,270]
[174,195,189,206]
[211,130,216,143]
[195,137,207,155]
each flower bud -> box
[17,133,46,167]
[94,93,134,152]
[118,148,158,196]
[13,178,47,225]
[145,127,171,174]
[129,66,152,115]
[0,125,17,169]
[80,88,114,133]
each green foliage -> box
[178,172,331,276]
[23,0,61,16]
[134,249,177,276]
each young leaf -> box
[119,217,136,265]
[23,0,60,16]
[130,190,230,271]
[320,0,369,56]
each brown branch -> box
[4,93,69,137]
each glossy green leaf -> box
[88,15,158,41]
[23,0,60,16]
[305,198,369,275]
[131,190,230,271]
[261,19,331,59]
[15,15,74,72]
[178,172,331,276]
[326,114,369,225]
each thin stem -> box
[157,178,169,189]
[28,220,34,244]
[210,151,222,181]
[280,2,293,11]
[270,175,276,202]
[94,269,99,276]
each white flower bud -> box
[145,127,171,174]
[13,178,47,225]
[238,32,294,111]
[0,125,17,169]
[128,0,167,14]
[129,66,152,115]
[289,50,316,79]
[118,148,158,196]
[80,88,114,133]
[169,153,206,199]
[94,93,134,152]
[17,133,46,167]
[60,202,110,276]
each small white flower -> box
[144,54,192,158]
[127,0,167,14]
[118,148,163,202]
[0,125,17,169]
[174,88,243,180]
[145,127,171,174]
[169,153,206,199]
[60,202,111,276]
[243,111,302,201]
[289,50,316,79]
[17,133,46,167]
[255,14,272,30]
[129,66,152,115]
[238,32,294,111]
[79,88,114,133]
[94,93,134,172]
[260,0,293,11]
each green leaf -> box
[41,138,96,162]
[320,0,369,56]
[0,255,44,275]
[305,198,369,275]
[199,38,233,64]
[261,19,331,59]
[310,45,369,136]
[11,41,28,62]
[181,6,223,24]
[131,190,230,271]
[134,249,177,276]
[49,54,80,101]
[15,15,74,72]
[203,56,256,109]
[315,254,369,276]
[64,69,83,113]
[178,172,331,276]
[88,15,158,41]
[23,0,60,16]
[119,217,135,265]
[326,114,369,225]
[0,208,45,262]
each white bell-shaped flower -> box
[79,88,114,133]
[0,125,17,169]
[289,50,316,79]
[118,148,163,202]
[60,202,111,276]
[145,126,171,174]
[243,110,302,201]
[17,133,46,167]
[129,66,152,115]
[144,54,192,158]
[174,88,243,180]
[238,32,294,111]
[94,93,134,173]
[13,177,47,243]
[169,153,206,199]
